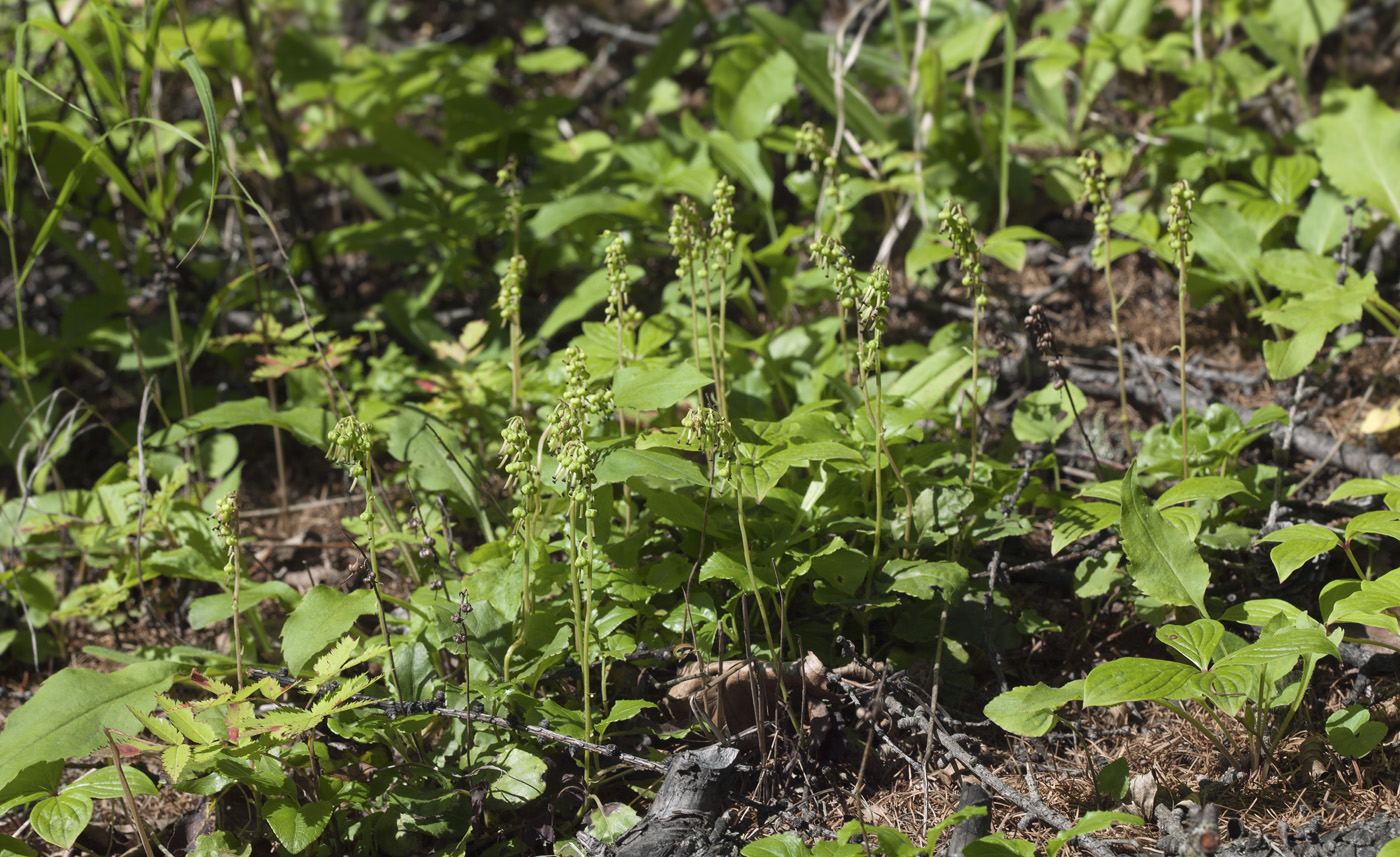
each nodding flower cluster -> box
[602,231,643,331]
[938,201,986,308]
[327,416,376,523]
[1076,149,1110,236]
[546,347,614,456]
[682,405,739,481]
[1024,304,1066,390]
[1167,180,1195,262]
[211,491,240,577]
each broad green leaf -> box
[594,447,709,488]
[1266,0,1345,48]
[886,344,972,410]
[30,793,91,849]
[1051,501,1119,554]
[1156,620,1223,670]
[1117,462,1209,616]
[1084,657,1201,706]
[487,746,547,807]
[1012,383,1086,444]
[984,680,1084,737]
[1327,705,1385,759]
[1046,812,1142,857]
[1155,476,1248,508]
[0,761,62,815]
[538,266,612,340]
[1218,598,1305,625]
[0,662,181,792]
[597,700,656,733]
[745,8,889,143]
[707,128,774,203]
[1250,154,1318,205]
[518,46,588,74]
[263,798,332,854]
[613,363,711,411]
[719,49,797,140]
[387,408,487,514]
[280,587,377,675]
[188,581,299,630]
[1326,477,1400,505]
[147,399,331,449]
[529,192,642,238]
[762,442,863,465]
[63,765,157,800]
[0,833,37,857]
[1218,626,1338,665]
[1344,510,1400,543]
[964,833,1036,857]
[1254,249,1337,294]
[1096,758,1130,802]
[1191,202,1259,286]
[1296,181,1348,255]
[743,834,813,857]
[883,559,968,600]
[1255,523,1339,582]
[1262,326,1327,380]
[1314,85,1400,226]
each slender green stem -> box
[1099,225,1130,451]
[231,548,244,689]
[567,505,594,782]
[1178,266,1189,480]
[731,469,776,660]
[1157,699,1241,771]
[968,306,981,485]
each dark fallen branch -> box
[1068,363,1400,479]
[934,727,1123,857]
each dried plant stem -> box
[104,729,156,857]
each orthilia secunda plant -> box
[498,416,543,681]
[557,434,600,775]
[668,196,707,375]
[602,230,640,534]
[496,158,526,413]
[854,263,915,573]
[812,232,860,377]
[795,121,849,237]
[1167,179,1196,480]
[707,177,737,417]
[211,491,245,688]
[326,416,402,701]
[938,200,986,485]
[1077,149,1129,444]
[681,406,777,662]
[542,346,614,459]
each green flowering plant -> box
[939,200,987,482]
[325,416,402,700]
